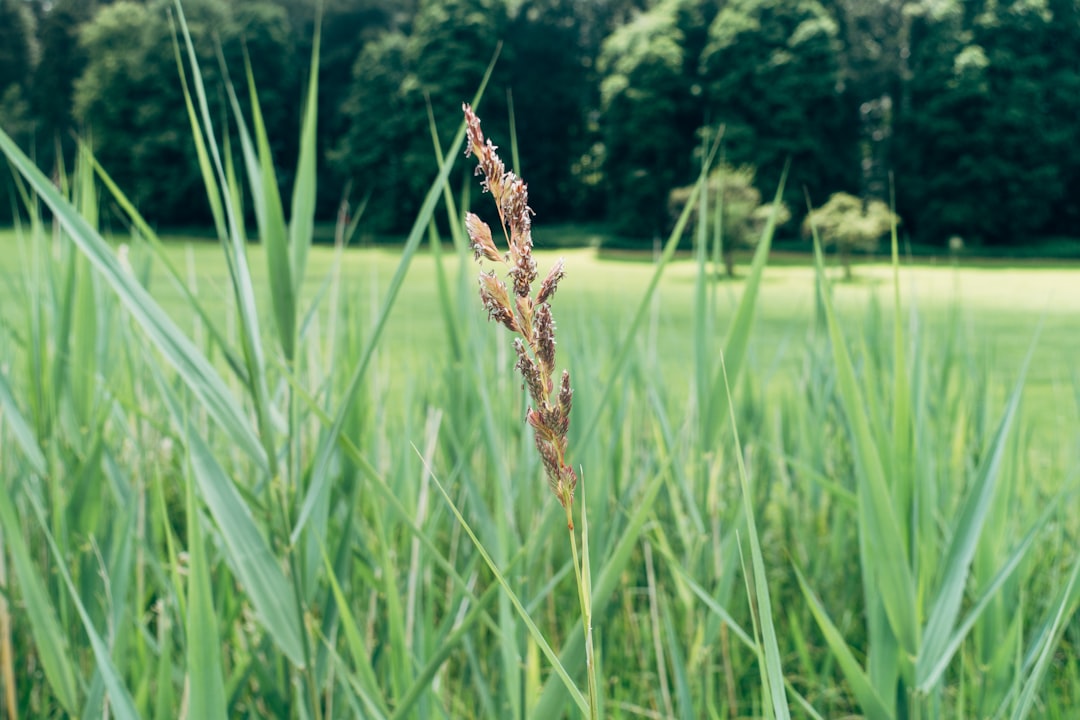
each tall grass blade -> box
[289,8,321,296]
[1008,553,1080,719]
[24,493,139,720]
[0,483,79,714]
[720,355,790,719]
[420,452,590,716]
[186,426,306,666]
[185,457,228,719]
[793,564,892,718]
[291,47,501,542]
[243,50,295,360]
[809,216,918,655]
[0,369,46,476]
[0,127,270,473]
[705,161,788,444]
[172,0,279,475]
[916,329,1039,688]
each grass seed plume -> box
[462,103,577,525]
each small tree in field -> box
[804,192,898,280]
[669,163,790,278]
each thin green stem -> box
[565,498,600,720]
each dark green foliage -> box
[1,0,1078,249]
[700,0,858,224]
[332,0,509,232]
[893,0,1080,246]
[70,0,299,226]
[598,0,708,239]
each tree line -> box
[1,0,1078,248]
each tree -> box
[597,0,706,240]
[804,192,897,279]
[28,0,97,174]
[892,0,1080,246]
[0,0,36,153]
[700,0,857,220]
[669,163,790,278]
[502,0,596,221]
[332,0,509,233]
[72,0,297,226]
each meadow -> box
[1,9,1079,717]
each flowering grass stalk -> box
[463,103,599,719]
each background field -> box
[2,218,1078,717]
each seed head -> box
[466,212,500,262]
[479,272,518,333]
[536,259,565,305]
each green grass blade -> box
[720,355,790,720]
[0,127,270,473]
[705,161,788,443]
[82,146,249,384]
[0,368,47,476]
[288,9,321,296]
[1009,553,1080,719]
[420,452,590,716]
[24,493,139,720]
[809,219,918,655]
[185,456,228,720]
[918,508,1049,690]
[243,49,295,361]
[916,331,1038,688]
[174,1,280,479]
[291,48,501,542]
[794,563,893,719]
[0,483,79,714]
[187,427,306,666]
[319,541,391,717]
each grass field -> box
[2,220,1078,717]
[2,17,1079,716]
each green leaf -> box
[809,222,918,655]
[185,458,228,719]
[25,493,139,720]
[0,483,79,714]
[916,329,1038,688]
[0,127,270,474]
[794,564,893,719]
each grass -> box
[1,7,1079,716]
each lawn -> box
[2,225,1078,718]
[109,237,1080,431]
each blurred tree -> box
[893,0,1079,246]
[670,163,791,278]
[332,0,508,233]
[700,0,857,223]
[804,191,897,279]
[73,0,296,226]
[0,0,36,153]
[27,0,97,174]
[502,0,593,221]
[598,0,707,239]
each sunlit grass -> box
[1,5,1078,715]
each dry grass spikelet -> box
[463,103,576,515]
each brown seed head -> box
[509,251,538,298]
[536,258,565,305]
[465,212,500,262]
[558,371,573,426]
[514,339,546,407]
[534,304,556,379]
[478,272,518,332]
